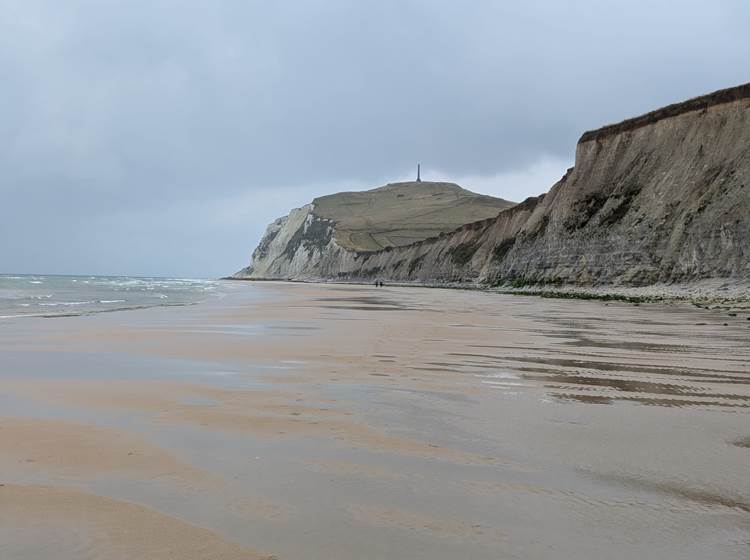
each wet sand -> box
[0,281,748,559]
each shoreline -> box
[224,276,750,308]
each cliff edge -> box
[234,82,750,295]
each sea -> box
[0,274,219,319]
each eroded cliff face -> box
[235,83,750,287]
[488,85,750,286]
[233,204,342,279]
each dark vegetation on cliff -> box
[579,82,750,142]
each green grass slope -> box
[312,181,514,251]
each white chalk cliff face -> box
[235,204,335,279]
[235,83,750,287]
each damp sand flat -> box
[0,281,748,559]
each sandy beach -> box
[1,281,748,559]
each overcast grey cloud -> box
[2,1,749,277]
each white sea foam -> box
[39,301,94,307]
[1,274,218,320]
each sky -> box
[2,1,749,277]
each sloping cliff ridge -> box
[235,83,750,290]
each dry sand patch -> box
[0,484,276,560]
[0,416,203,482]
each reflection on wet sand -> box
[589,473,750,514]
[446,349,750,408]
[346,504,504,544]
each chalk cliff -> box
[235,83,750,289]
[234,181,514,279]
